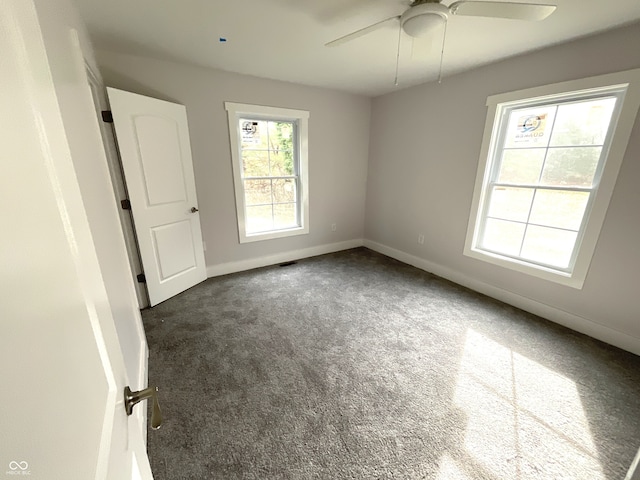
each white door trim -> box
[86,65,149,310]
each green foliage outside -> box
[241,120,297,232]
[273,122,294,175]
[241,120,295,178]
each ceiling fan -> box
[325,0,557,47]
[325,0,557,84]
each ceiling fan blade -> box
[325,15,400,47]
[449,1,557,21]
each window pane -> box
[549,98,616,147]
[240,120,299,234]
[240,119,268,149]
[246,205,273,233]
[498,149,546,184]
[268,121,293,147]
[274,203,297,229]
[487,187,534,222]
[521,225,577,268]
[540,147,601,187]
[504,106,557,149]
[242,150,269,177]
[271,121,293,143]
[270,150,294,176]
[273,179,296,203]
[244,179,272,206]
[529,190,589,231]
[481,218,526,256]
[273,122,293,138]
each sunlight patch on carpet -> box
[436,454,474,480]
[451,328,604,479]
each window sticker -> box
[241,120,260,144]
[504,106,557,149]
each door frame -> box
[86,66,150,310]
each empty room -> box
[2,0,640,479]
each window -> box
[225,102,309,243]
[465,69,640,288]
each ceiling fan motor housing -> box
[401,3,449,38]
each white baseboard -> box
[206,239,364,278]
[364,239,640,356]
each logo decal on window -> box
[517,114,546,133]
[241,121,259,144]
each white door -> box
[0,1,153,478]
[107,88,207,306]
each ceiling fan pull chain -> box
[437,20,448,84]
[394,20,402,86]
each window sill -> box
[463,247,585,289]
[239,225,309,244]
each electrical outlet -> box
[331,223,337,232]
[418,234,425,245]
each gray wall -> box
[365,23,640,344]
[97,51,371,269]
[96,24,640,352]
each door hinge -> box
[101,110,114,123]
[121,199,131,210]
[137,274,146,283]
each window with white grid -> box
[465,70,640,288]
[225,103,309,243]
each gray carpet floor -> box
[142,247,640,479]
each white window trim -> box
[225,102,310,243]
[464,68,640,288]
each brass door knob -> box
[124,386,162,430]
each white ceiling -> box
[72,0,640,96]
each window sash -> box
[478,192,592,272]
[238,118,301,235]
[474,87,626,274]
[243,176,302,235]
[243,175,298,181]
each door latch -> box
[124,386,162,430]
